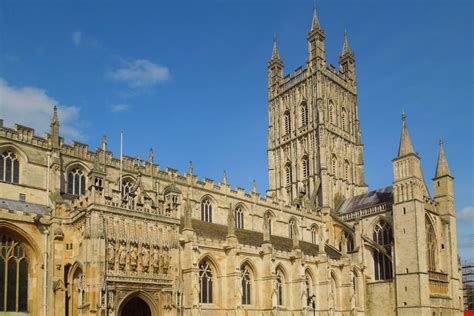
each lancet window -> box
[285,164,292,186]
[201,198,213,223]
[276,270,284,306]
[302,157,310,179]
[235,206,244,229]
[67,168,86,196]
[284,111,291,135]
[301,103,308,127]
[373,221,393,280]
[0,235,28,313]
[0,151,19,184]
[311,225,318,244]
[241,265,252,305]
[426,217,437,272]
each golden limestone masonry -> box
[0,4,463,316]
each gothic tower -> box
[392,114,431,315]
[267,4,367,208]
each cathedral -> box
[0,4,464,316]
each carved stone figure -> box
[152,247,160,273]
[141,246,150,272]
[129,244,138,271]
[107,241,115,267]
[119,242,127,270]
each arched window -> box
[276,270,284,306]
[0,151,20,184]
[289,219,298,239]
[426,217,437,272]
[121,179,134,200]
[0,234,28,312]
[344,160,351,182]
[201,199,212,223]
[373,221,393,280]
[311,225,318,244]
[342,108,347,131]
[71,267,85,310]
[346,232,355,252]
[302,157,310,180]
[264,212,273,236]
[241,265,252,305]
[285,164,292,186]
[67,168,86,196]
[235,206,244,229]
[284,111,291,135]
[199,260,214,304]
[332,155,337,176]
[301,103,308,127]
[305,272,314,306]
[329,102,334,125]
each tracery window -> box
[426,217,437,272]
[201,199,213,223]
[301,103,308,127]
[0,235,28,312]
[276,270,284,306]
[373,221,393,280]
[199,260,213,304]
[0,151,20,184]
[235,206,244,229]
[284,111,291,135]
[121,180,134,200]
[241,265,251,305]
[302,157,310,180]
[67,168,86,196]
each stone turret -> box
[307,3,326,71]
[268,34,284,99]
[339,31,356,84]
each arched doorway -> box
[120,296,151,316]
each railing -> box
[429,270,449,294]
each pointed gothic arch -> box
[425,215,438,272]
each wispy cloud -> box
[459,206,474,220]
[72,31,82,46]
[109,59,170,88]
[0,78,82,140]
[111,104,129,113]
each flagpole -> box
[120,131,123,194]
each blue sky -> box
[1,0,472,260]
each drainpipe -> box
[46,151,51,207]
[39,225,50,316]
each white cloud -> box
[0,78,82,140]
[72,31,82,46]
[459,206,474,220]
[111,104,129,112]
[109,59,170,88]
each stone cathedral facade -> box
[0,5,464,316]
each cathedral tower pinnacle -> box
[50,106,60,149]
[339,31,356,84]
[307,2,326,71]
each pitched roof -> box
[0,198,50,215]
[335,186,393,215]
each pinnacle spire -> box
[435,139,452,178]
[397,112,416,157]
[271,33,281,60]
[51,105,59,127]
[310,2,321,31]
[341,30,352,56]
